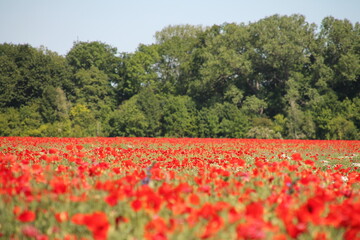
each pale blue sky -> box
[0,0,359,55]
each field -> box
[1,137,360,240]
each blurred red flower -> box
[55,211,69,223]
[72,212,109,240]
[17,210,36,222]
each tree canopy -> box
[0,15,359,139]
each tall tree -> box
[248,14,317,116]
[0,44,71,108]
[66,41,119,104]
[161,95,198,137]
[319,17,360,99]
[155,24,205,94]
[40,86,70,123]
[74,66,115,115]
[185,24,252,105]
[117,44,160,101]
[135,87,163,137]
[108,96,148,137]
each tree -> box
[319,17,360,99]
[246,127,281,139]
[284,73,315,139]
[224,85,244,106]
[248,14,317,116]
[135,87,163,137]
[161,95,198,137]
[69,104,97,137]
[74,66,115,114]
[66,41,119,73]
[309,91,341,139]
[198,103,250,138]
[341,97,360,130]
[66,41,120,107]
[216,103,250,138]
[286,107,316,139]
[108,97,148,137]
[241,95,267,116]
[40,86,70,123]
[272,114,287,138]
[0,44,71,108]
[328,116,358,140]
[117,44,160,101]
[0,53,21,108]
[0,108,22,136]
[246,117,282,139]
[0,16,359,139]
[197,107,220,138]
[155,24,205,94]
[185,23,252,105]
[18,103,43,136]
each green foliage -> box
[155,25,205,94]
[320,17,360,99]
[246,117,282,139]
[0,54,21,108]
[40,86,70,123]
[0,44,71,108]
[0,108,22,136]
[224,85,244,106]
[0,15,359,139]
[135,88,163,137]
[272,114,287,138]
[328,116,358,140]
[161,95,198,137]
[117,44,160,100]
[246,127,281,139]
[69,104,97,137]
[74,66,115,115]
[242,95,267,116]
[198,103,250,138]
[108,97,148,137]
[66,41,118,72]
[185,24,252,105]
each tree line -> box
[0,15,359,139]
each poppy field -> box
[1,137,360,240]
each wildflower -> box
[189,193,200,205]
[21,225,40,238]
[55,211,69,223]
[246,201,264,219]
[17,210,36,222]
[71,212,110,240]
[291,153,302,161]
[49,148,58,154]
[131,199,142,211]
[236,219,265,240]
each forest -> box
[0,14,359,139]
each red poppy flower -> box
[237,219,265,240]
[72,212,109,240]
[145,217,169,240]
[246,201,264,219]
[105,193,119,206]
[291,153,302,161]
[189,193,200,205]
[21,225,40,238]
[13,206,21,216]
[131,199,142,211]
[55,211,69,223]
[71,213,86,225]
[49,148,58,154]
[17,210,36,222]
